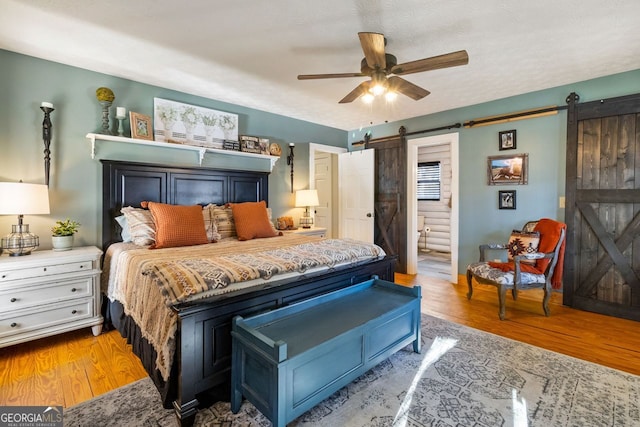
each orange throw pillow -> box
[230,201,279,241]
[145,201,209,249]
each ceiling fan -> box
[297,32,469,104]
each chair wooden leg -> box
[512,289,518,300]
[498,285,506,320]
[466,270,474,300]
[542,286,551,316]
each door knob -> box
[366,213,372,217]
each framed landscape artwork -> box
[487,153,528,185]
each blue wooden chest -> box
[230,277,421,426]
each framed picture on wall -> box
[487,153,528,185]
[498,129,517,150]
[498,190,516,209]
[129,112,153,141]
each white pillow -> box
[115,215,132,243]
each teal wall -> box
[2,48,639,276]
[349,69,640,275]
[0,49,347,249]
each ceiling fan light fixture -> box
[370,83,387,96]
[298,32,468,104]
[361,93,375,103]
[369,70,388,96]
[385,91,398,102]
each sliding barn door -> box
[367,136,407,273]
[564,92,640,321]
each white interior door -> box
[338,149,374,243]
[308,143,347,239]
[314,152,332,233]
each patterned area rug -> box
[64,314,639,426]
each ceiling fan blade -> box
[390,50,469,75]
[388,76,430,100]
[339,81,371,104]
[358,32,386,70]
[298,72,366,80]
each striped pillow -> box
[211,205,237,240]
[145,202,209,249]
[202,204,220,242]
[120,206,155,246]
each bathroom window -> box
[417,161,440,201]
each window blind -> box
[417,161,441,201]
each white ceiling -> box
[2,0,639,131]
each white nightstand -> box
[0,246,103,348]
[282,227,327,238]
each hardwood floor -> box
[396,273,640,377]
[1,274,638,408]
[0,328,147,408]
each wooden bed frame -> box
[101,160,396,426]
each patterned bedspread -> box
[142,238,386,306]
[102,235,386,381]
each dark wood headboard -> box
[101,160,269,249]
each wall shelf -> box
[86,133,280,171]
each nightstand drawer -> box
[0,260,93,282]
[0,299,94,338]
[282,227,326,237]
[0,276,94,312]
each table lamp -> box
[0,182,51,256]
[295,189,319,229]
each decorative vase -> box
[163,121,175,141]
[184,123,196,143]
[52,235,74,251]
[204,126,217,147]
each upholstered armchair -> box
[466,218,566,320]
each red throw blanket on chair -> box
[488,218,566,289]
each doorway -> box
[406,133,459,283]
[308,143,347,238]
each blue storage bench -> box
[230,277,421,427]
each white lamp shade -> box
[295,189,319,208]
[0,182,50,215]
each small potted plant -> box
[51,218,80,251]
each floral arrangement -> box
[219,114,237,131]
[157,104,177,122]
[51,219,81,236]
[201,114,217,127]
[95,87,115,103]
[180,106,200,125]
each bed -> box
[100,160,396,426]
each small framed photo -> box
[499,190,516,209]
[499,129,516,150]
[130,112,153,141]
[487,153,528,185]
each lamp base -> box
[1,223,39,256]
[299,215,314,229]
